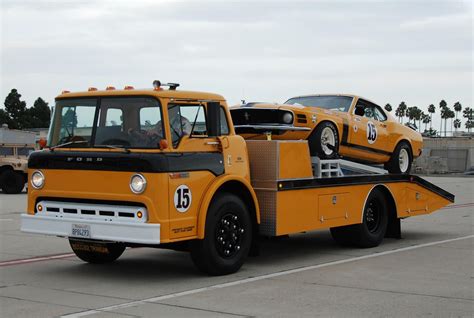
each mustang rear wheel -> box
[309,122,339,159]
[385,142,412,174]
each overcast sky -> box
[1,0,472,128]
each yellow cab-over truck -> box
[21,81,454,275]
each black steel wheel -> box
[190,193,252,275]
[69,239,125,264]
[330,188,388,248]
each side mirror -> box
[355,106,365,116]
[207,102,221,137]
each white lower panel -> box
[21,214,161,244]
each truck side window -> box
[220,107,229,135]
[168,104,207,145]
[106,108,123,128]
[0,146,14,156]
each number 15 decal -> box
[174,185,192,213]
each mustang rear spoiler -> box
[234,125,311,131]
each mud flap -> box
[385,217,401,239]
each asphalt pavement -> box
[0,176,473,317]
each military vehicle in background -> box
[0,125,36,194]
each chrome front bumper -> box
[21,214,161,244]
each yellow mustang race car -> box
[230,94,423,174]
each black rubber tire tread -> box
[190,193,252,276]
[0,170,25,194]
[385,141,413,174]
[69,240,125,264]
[330,188,389,248]
[308,121,340,159]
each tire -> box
[330,188,388,248]
[0,170,25,194]
[385,142,412,174]
[190,193,252,275]
[308,122,339,159]
[69,239,125,264]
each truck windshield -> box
[285,95,353,112]
[47,97,164,149]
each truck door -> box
[166,102,223,240]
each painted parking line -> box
[62,234,474,318]
[441,202,474,210]
[0,253,76,267]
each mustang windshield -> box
[285,95,353,112]
[47,97,164,149]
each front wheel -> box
[308,122,340,159]
[0,170,25,194]
[190,193,252,275]
[69,240,125,264]
[385,142,412,174]
[330,188,388,248]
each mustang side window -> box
[374,107,387,122]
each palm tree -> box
[414,107,422,131]
[396,102,407,123]
[428,104,435,130]
[453,102,462,132]
[384,103,392,112]
[422,113,430,132]
[439,100,447,136]
[463,107,473,133]
[448,109,455,136]
[454,119,461,132]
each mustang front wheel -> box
[309,122,339,159]
[385,142,412,174]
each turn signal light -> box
[88,87,98,91]
[106,86,116,90]
[137,211,143,218]
[124,85,134,90]
[37,204,43,212]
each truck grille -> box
[36,200,148,223]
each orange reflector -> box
[106,86,116,90]
[124,85,134,90]
[39,138,47,149]
[159,139,168,149]
[37,205,43,212]
[88,87,98,91]
[137,211,143,218]
[61,90,70,94]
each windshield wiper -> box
[97,145,131,154]
[50,140,88,151]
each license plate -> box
[71,224,91,238]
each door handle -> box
[205,141,220,145]
[379,123,387,128]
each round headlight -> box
[130,174,147,194]
[282,112,293,124]
[31,170,45,189]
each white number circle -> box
[174,185,192,213]
[367,121,377,144]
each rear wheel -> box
[190,193,252,275]
[385,142,412,174]
[308,122,339,159]
[0,170,25,194]
[69,240,125,264]
[330,188,388,248]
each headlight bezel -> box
[129,173,147,194]
[31,170,45,189]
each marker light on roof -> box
[106,86,116,90]
[61,90,70,94]
[124,85,134,90]
[88,87,98,91]
[153,80,162,91]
